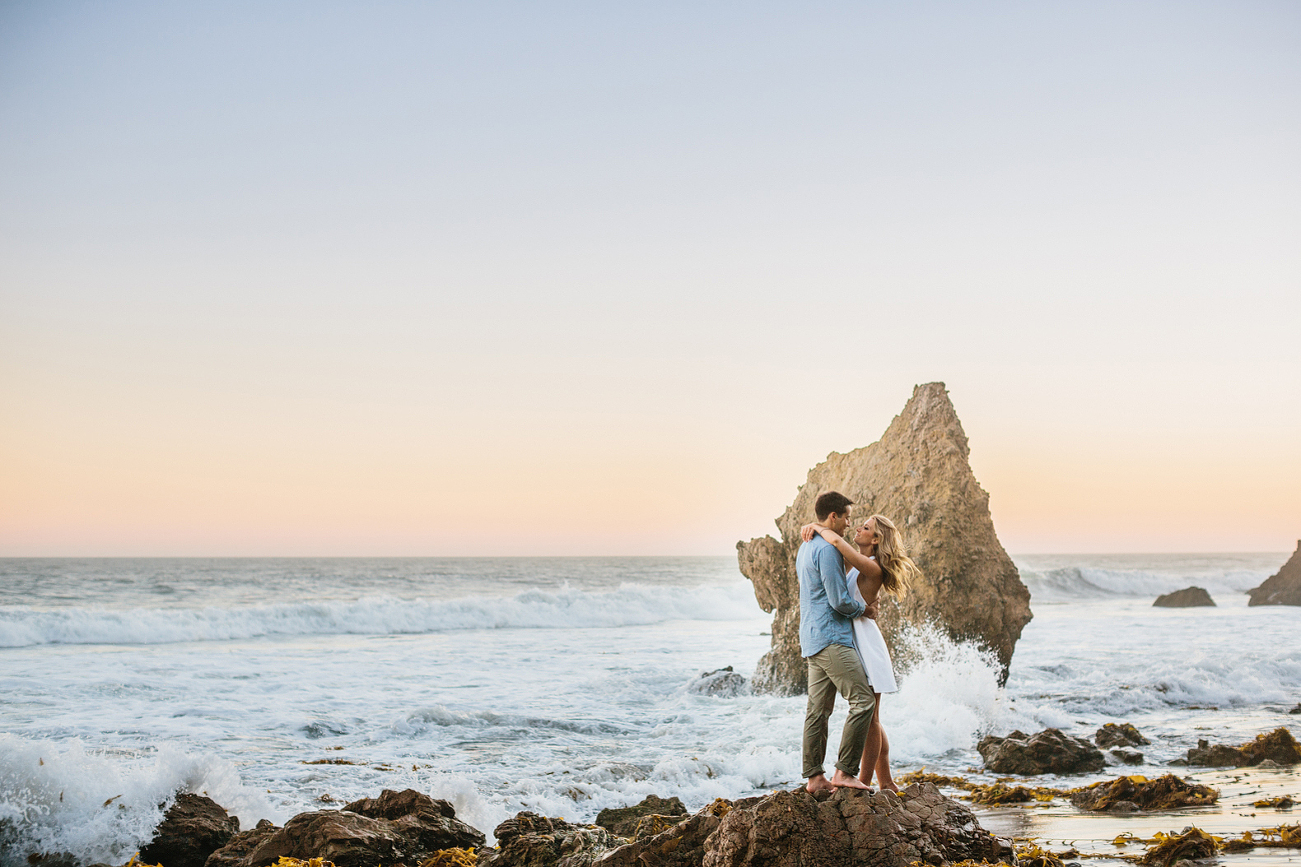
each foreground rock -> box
[1069,775,1218,812]
[736,383,1032,694]
[595,794,688,839]
[1249,541,1301,606]
[978,729,1106,775]
[480,784,1011,867]
[480,812,624,867]
[1152,587,1214,607]
[1185,727,1301,767]
[140,793,240,867]
[205,789,484,867]
[1096,723,1150,748]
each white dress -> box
[847,565,898,693]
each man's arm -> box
[818,543,866,618]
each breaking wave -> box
[1016,563,1270,603]
[0,581,760,648]
[0,735,278,867]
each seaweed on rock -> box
[1138,828,1220,867]
[1068,775,1218,812]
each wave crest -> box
[0,582,759,648]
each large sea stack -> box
[736,383,1032,695]
[1247,541,1301,606]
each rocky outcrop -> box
[736,383,1032,694]
[1152,587,1214,607]
[206,820,284,867]
[977,729,1106,775]
[482,785,1011,867]
[699,784,1011,867]
[1249,541,1301,606]
[480,812,623,867]
[594,795,688,839]
[1185,727,1301,767]
[595,799,745,867]
[204,789,483,867]
[1096,723,1150,748]
[140,793,240,867]
[1068,775,1218,812]
[688,667,748,698]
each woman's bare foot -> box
[880,783,900,793]
[805,773,835,794]
[830,769,870,790]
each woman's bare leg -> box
[875,726,898,792]
[857,693,883,786]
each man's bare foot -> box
[880,783,900,793]
[806,774,835,794]
[830,769,870,790]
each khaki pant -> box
[802,643,876,779]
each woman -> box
[800,514,921,791]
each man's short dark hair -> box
[814,491,854,521]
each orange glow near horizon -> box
[3,5,1298,556]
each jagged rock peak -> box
[1248,541,1301,606]
[736,382,1032,695]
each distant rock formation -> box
[1184,727,1301,767]
[1095,722,1150,748]
[1153,587,1215,607]
[689,666,748,697]
[1068,774,1218,812]
[977,728,1106,775]
[1248,542,1301,606]
[736,383,1032,694]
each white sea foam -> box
[4,555,1298,866]
[0,735,279,867]
[1014,555,1275,603]
[885,625,1005,762]
[0,581,758,648]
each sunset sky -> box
[2,2,1299,556]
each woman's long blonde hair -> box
[865,514,922,596]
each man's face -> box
[828,511,850,535]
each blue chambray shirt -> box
[797,535,865,657]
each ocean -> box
[1,554,1298,865]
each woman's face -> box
[854,518,879,549]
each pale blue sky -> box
[3,2,1299,554]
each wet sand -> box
[970,766,1299,866]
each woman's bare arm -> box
[801,523,882,578]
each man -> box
[798,490,875,793]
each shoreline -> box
[971,765,1299,866]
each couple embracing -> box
[797,490,921,794]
